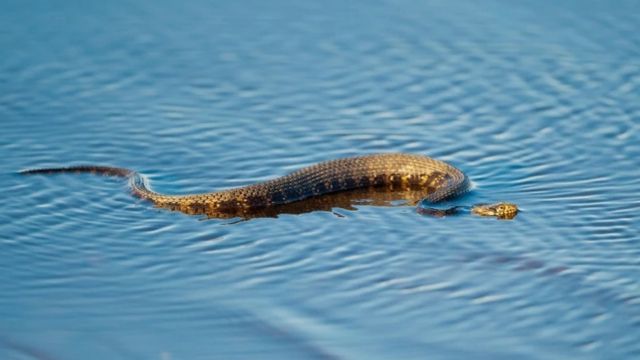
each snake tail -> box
[20,165,161,202]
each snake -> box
[20,153,518,219]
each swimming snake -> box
[21,153,518,219]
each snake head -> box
[471,202,519,219]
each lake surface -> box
[1,0,639,359]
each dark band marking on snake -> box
[20,153,518,219]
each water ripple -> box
[2,0,640,358]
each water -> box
[1,0,639,358]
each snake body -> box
[21,153,517,219]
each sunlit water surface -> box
[1,0,639,359]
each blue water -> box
[1,0,639,359]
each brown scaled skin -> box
[20,153,518,220]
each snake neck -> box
[417,202,519,219]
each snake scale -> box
[21,153,518,219]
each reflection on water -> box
[1,0,639,359]
[176,188,429,219]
